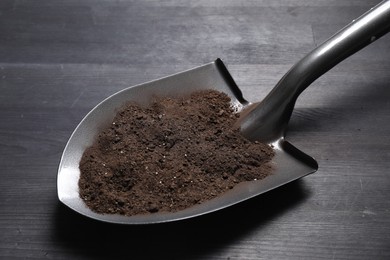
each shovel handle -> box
[240,0,390,142]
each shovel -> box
[57,1,390,224]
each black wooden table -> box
[1,1,389,259]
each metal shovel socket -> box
[239,0,390,142]
[57,1,390,224]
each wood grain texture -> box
[1,0,389,259]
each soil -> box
[79,90,274,216]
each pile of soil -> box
[79,90,274,216]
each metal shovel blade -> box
[57,59,317,224]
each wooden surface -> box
[1,0,390,259]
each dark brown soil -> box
[79,90,274,216]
